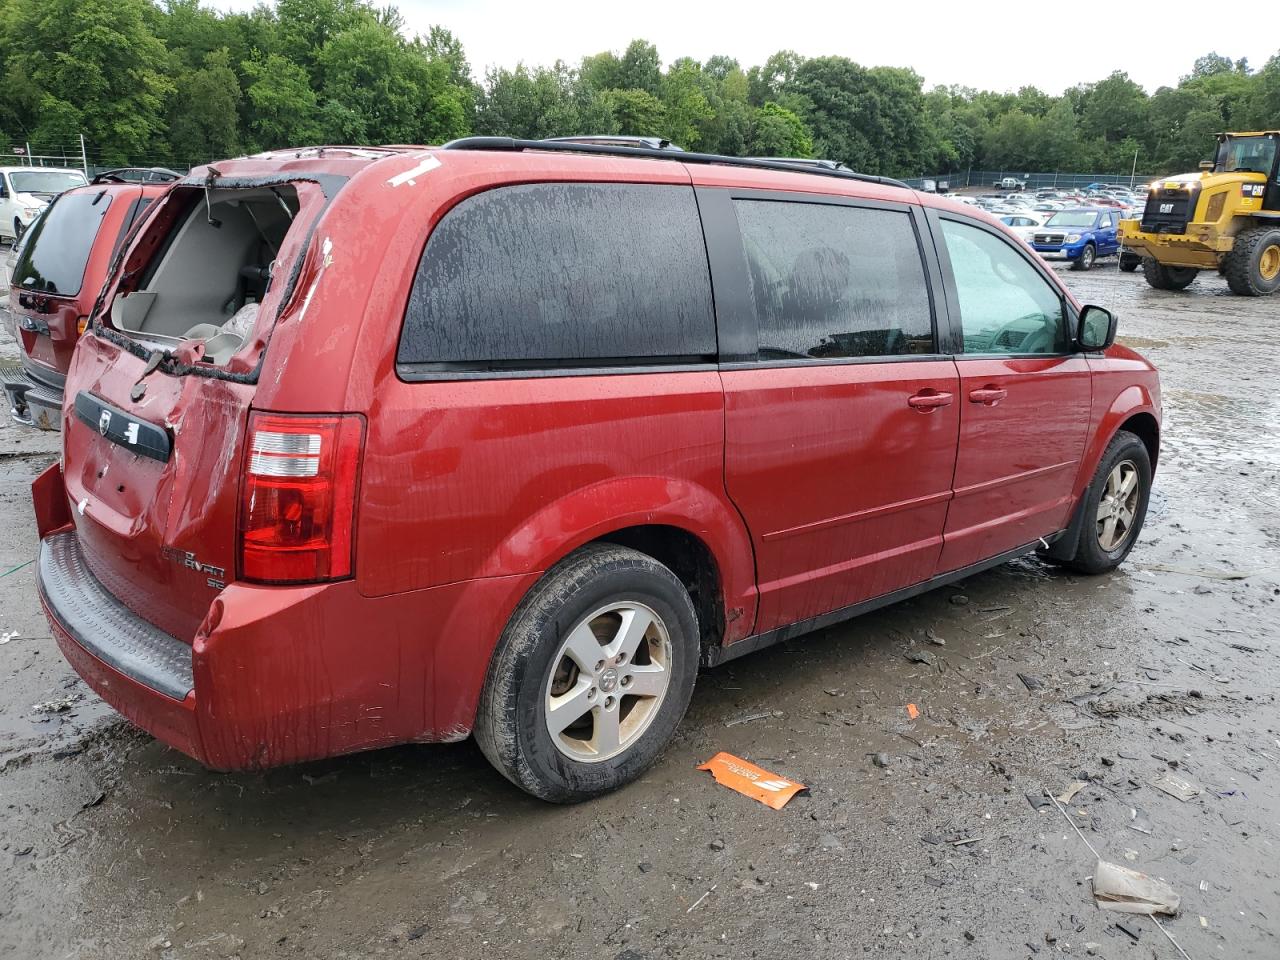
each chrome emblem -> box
[98,409,112,435]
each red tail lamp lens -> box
[238,412,364,584]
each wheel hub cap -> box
[1096,460,1140,552]
[1260,244,1280,282]
[543,601,673,763]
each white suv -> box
[0,166,87,241]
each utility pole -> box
[79,134,89,178]
[1130,147,1139,187]
[24,142,31,167]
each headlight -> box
[1065,234,1082,243]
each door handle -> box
[907,390,954,411]
[969,386,1008,405]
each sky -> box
[214,0,1276,95]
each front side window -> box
[399,183,715,369]
[940,219,1067,356]
[734,200,934,360]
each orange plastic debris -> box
[906,703,920,720]
[696,752,806,810]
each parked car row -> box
[12,139,1159,801]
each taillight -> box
[238,412,364,584]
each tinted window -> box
[12,191,111,297]
[733,200,933,359]
[940,219,1067,355]
[399,183,715,368]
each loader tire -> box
[1141,258,1197,291]
[1222,226,1280,296]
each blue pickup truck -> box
[1031,207,1121,270]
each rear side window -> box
[733,200,934,359]
[12,191,111,297]
[399,183,716,370]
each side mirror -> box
[1198,160,1214,171]
[1078,305,1117,351]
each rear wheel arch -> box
[476,477,757,642]
[594,524,726,661]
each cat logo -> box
[1159,203,1174,214]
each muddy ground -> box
[1,260,1277,960]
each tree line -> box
[0,0,1276,177]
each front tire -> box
[1071,242,1096,271]
[1119,251,1141,273]
[1059,430,1152,575]
[1222,226,1280,296]
[474,544,699,802]
[1142,257,1197,290]
[12,218,24,242]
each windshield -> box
[9,170,88,195]
[12,191,111,296]
[1046,211,1099,228]
[1218,136,1278,175]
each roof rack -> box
[545,135,684,151]
[441,137,910,189]
[743,156,852,172]
[92,167,182,185]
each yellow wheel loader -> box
[1119,132,1280,295]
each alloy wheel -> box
[543,601,672,762]
[1096,460,1140,552]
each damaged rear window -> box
[13,191,111,297]
[108,185,302,367]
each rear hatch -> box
[60,175,334,641]
[11,186,132,373]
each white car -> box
[998,212,1048,243]
[0,166,88,241]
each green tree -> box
[746,102,812,157]
[315,20,469,145]
[601,88,666,137]
[1080,71,1148,143]
[1,0,172,163]
[243,53,322,148]
[168,48,241,165]
[660,59,713,149]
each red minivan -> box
[32,141,1160,801]
[2,168,178,429]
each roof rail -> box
[544,135,684,151]
[440,137,910,189]
[92,167,182,185]
[743,156,852,172]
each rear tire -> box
[474,544,699,803]
[1059,430,1152,575]
[1222,226,1280,296]
[1141,257,1197,290]
[1071,242,1096,271]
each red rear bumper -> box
[34,464,537,771]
